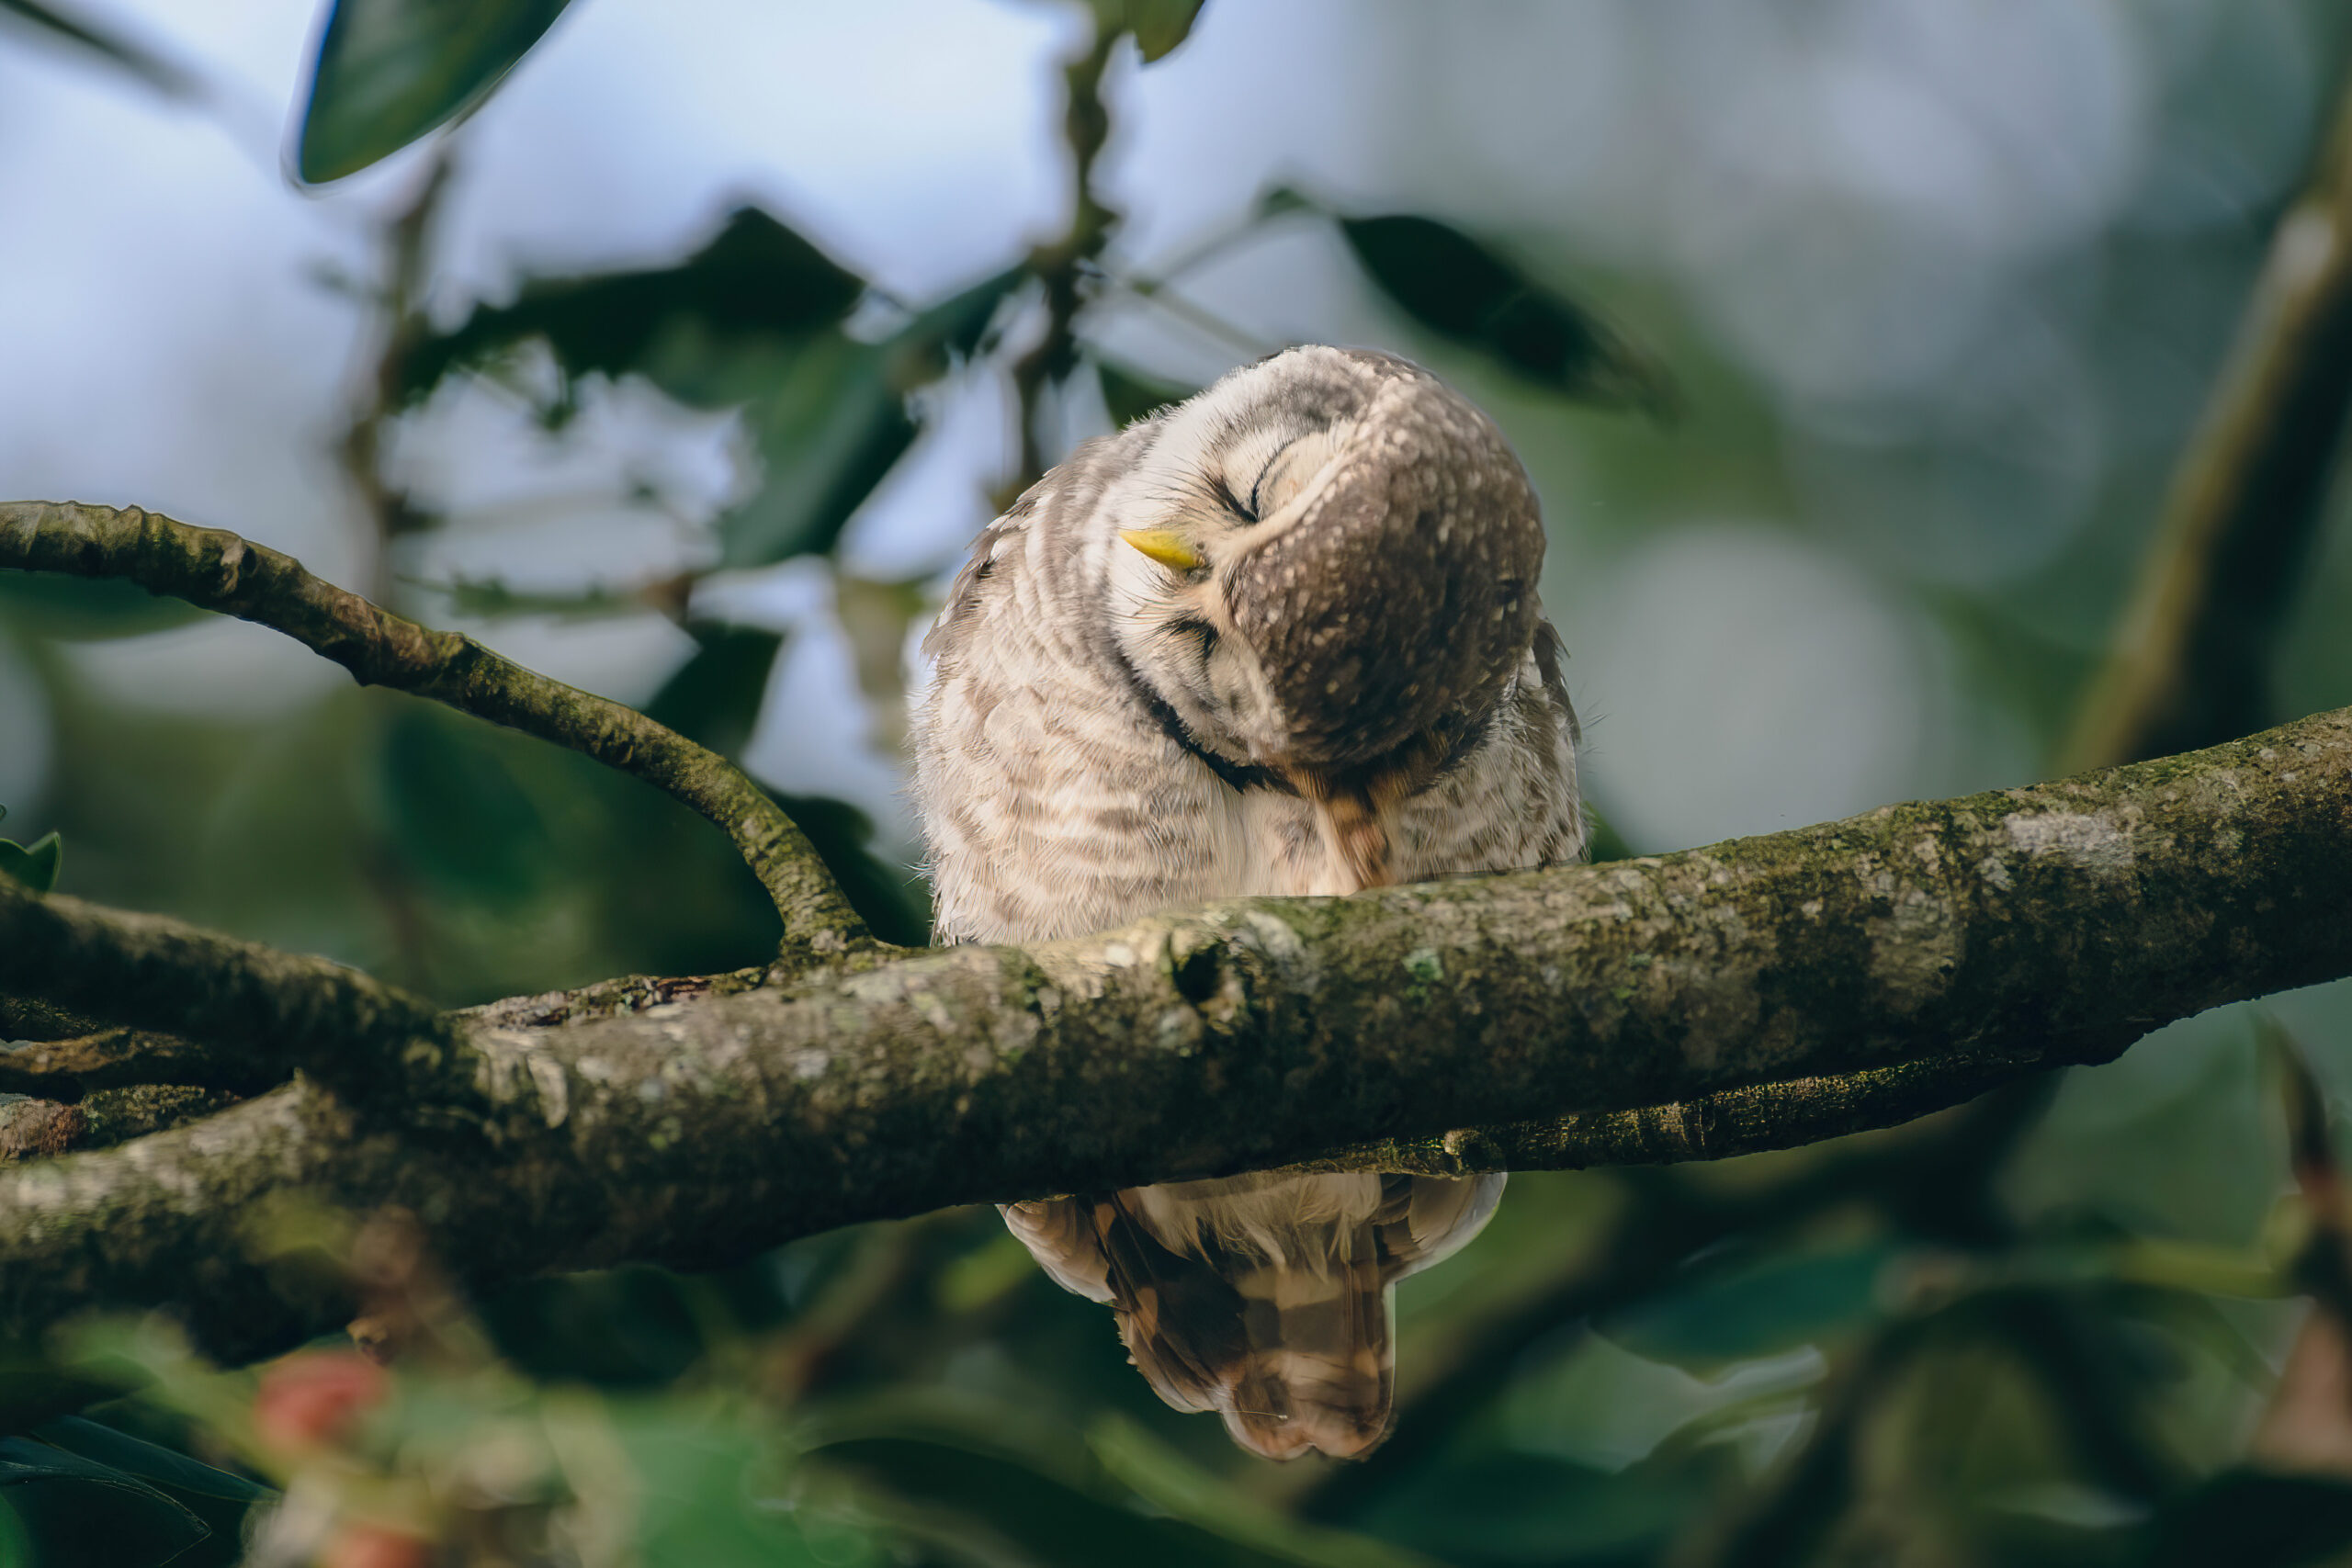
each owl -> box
[909,345,1584,1460]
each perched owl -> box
[909,345,1584,1460]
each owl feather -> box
[910,346,1583,1460]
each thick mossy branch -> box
[0,500,871,963]
[0,883,463,1108]
[2,705,2348,1354]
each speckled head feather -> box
[910,345,1585,1459]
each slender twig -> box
[1004,22,1122,492]
[1098,268,1272,360]
[0,501,873,964]
[2064,78,2352,772]
[1280,1046,2052,1179]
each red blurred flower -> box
[254,1350,390,1452]
[320,1523,435,1568]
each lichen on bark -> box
[0,704,2345,1355]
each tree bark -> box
[2,703,2346,1356]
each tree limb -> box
[0,500,873,964]
[1,704,2346,1354]
[0,880,464,1110]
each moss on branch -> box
[0,705,2347,1354]
[0,500,871,964]
[0,883,467,1110]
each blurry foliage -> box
[0,0,198,98]
[0,807,60,894]
[1327,208,1677,416]
[298,0,575,184]
[4,0,2352,1564]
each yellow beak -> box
[1119,529,1207,572]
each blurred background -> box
[6,0,2352,1562]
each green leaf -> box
[400,207,866,404]
[377,705,549,906]
[2141,1471,2352,1568]
[1121,0,1206,62]
[650,265,1017,570]
[0,571,207,640]
[0,822,62,895]
[644,622,786,764]
[1597,1243,1894,1369]
[1096,357,1198,427]
[0,1435,213,1568]
[297,0,574,184]
[1336,211,1675,412]
[0,0,199,97]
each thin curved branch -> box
[2064,79,2352,773]
[0,500,873,964]
[1,704,2347,1354]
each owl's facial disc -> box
[1107,348,1544,780]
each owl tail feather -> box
[1003,1171,1500,1461]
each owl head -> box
[1101,347,1545,786]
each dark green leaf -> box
[662,266,1018,570]
[815,1435,1317,1568]
[0,829,61,895]
[0,1436,211,1568]
[298,0,574,184]
[378,705,549,905]
[0,570,208,640]
[644,622,786,764]
[0,0,199,97]
[1122,0,1205,62]
[28,1419,268,1506]
[1338,212,1675,412]
[400,207,866,404]
[1096,358,1198,427]
[2141,1471,2352,1568]
[28,1418,266,1563]
[709,334,918,568]
[1598,1243,1893,1369]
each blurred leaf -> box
[1105,0,1205,62]
[1333,210,1673,412]
[645,622,785,763]
[2141,1471,2352,1568]
[401,207,865,403]
[1088,1415,1438,1568]
[0,0,199,97]
[1363,1444,1734,1567]
[0,807,61,894]
[1599,1243,1894,1370]
[819,1434,1340,1568]
[378,704,550,906]
[0,571,207,639]
[1097,357,1199,426]
[29,1418,266,1560]
[607,1399,867,1568]
[0,1435,214,1567]
[698,267,1019,569]
[297,0,573,184]
[707,334,918,568]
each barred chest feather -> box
[906,346,1585,1460]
